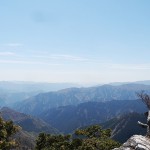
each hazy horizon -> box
[1,1,150,83]
[0,79,149,86]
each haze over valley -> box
[0,80,149,147]
[1,0,150,149]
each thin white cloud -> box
[0,59,61,66]
[52,54,89,61]
[34,54,89,61]
[0,52,15,56]
[4,43,23,47]
[109,63,150,70]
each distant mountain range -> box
[0,81,150,148]
[37,100,146,133]
[1,81,150,107]
[0,91,39,106]
[0,81,79,106]
[0,81,78,93]
[109,80,150,86]
[14,83,150,116]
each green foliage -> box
[35,133,72,150]
[0,116,20,149]
[35,125,121,150]
[75,125,111,138]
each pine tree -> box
[0,116,20,149]
[35,125,120,150]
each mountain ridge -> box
[37,100,146,133]
[0,107,58,134]
[14,83,150,115]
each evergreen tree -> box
[35,125,120,150]
[0,116,20,149]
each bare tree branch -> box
[138,121,148,128]
[137,91,150,109]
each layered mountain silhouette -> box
[14,84,150,115]
[36,100,146,133]
[0,82,150,149]
[0,81,78,105]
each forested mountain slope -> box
[0,107,58,134]
[14,84,150,115]
[102,112,147,143]
[38,100,146,133]
[0,107,59,149]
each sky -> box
[0,0,150,84]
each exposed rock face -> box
[113,135,150,150]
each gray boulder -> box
[113,135,150,150]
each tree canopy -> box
[0,116,20,149]
[35,125,120,150]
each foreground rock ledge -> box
[113,135,150,150]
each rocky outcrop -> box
[113,135,150,150]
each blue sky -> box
[0,0,150,84]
